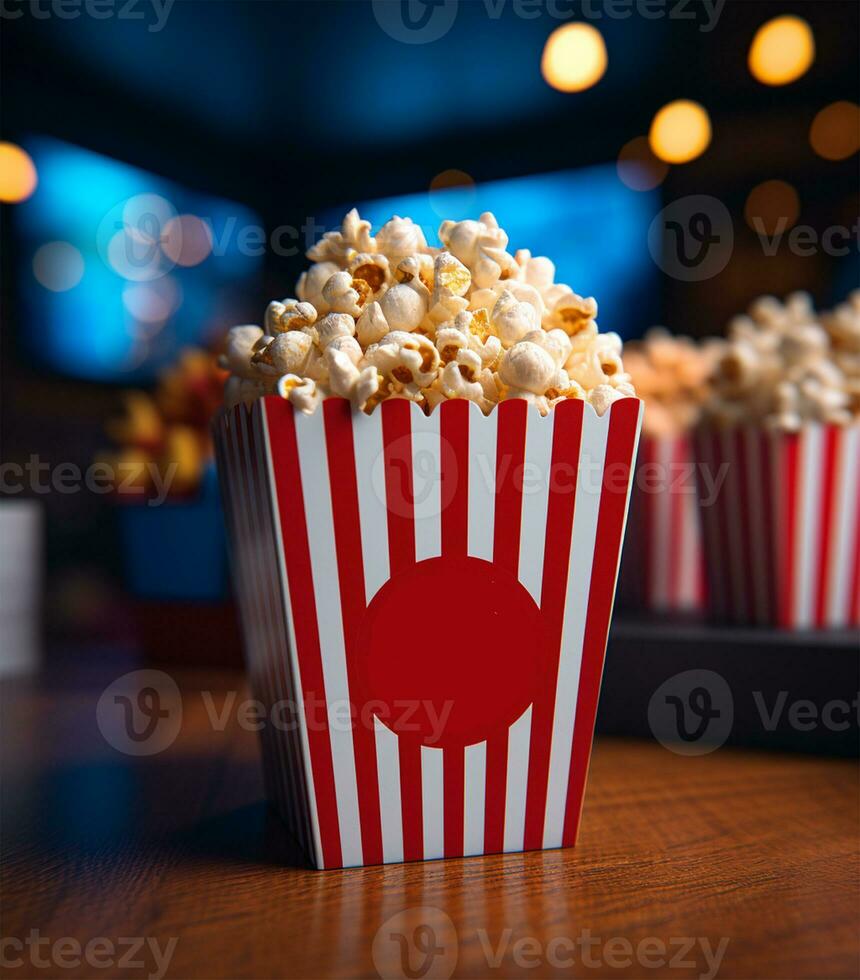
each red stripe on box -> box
[381,399,416,574]
[523,400,583,851]
[398,740,423,862]
[484,399,528,854]
[379,400,423,860]
[814,426,839,628]
[263,399,343,870]
[562,399,640,847]
[440,400,469,857]
[778,433,800,629]
[641,438,656,608]
[323,399,383,866]
[760,432,777,624]
[668,437,686,608]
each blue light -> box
[16,136,263,382]
[325,165,660,338]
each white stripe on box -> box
[503,704,532,852]
[829,426,860,625]
[293,410,364,868]
[260,405,324,868]
[652,438,673,609]
[518,409,553,604]
[352,410,390,604]
[420,745,445,860]
[679,475,699,609]
[794,425,824,628]
[542,407,609,849]
[467,402,497,562]
[373,718,404,864]
[463,740,487,856]
[410,404,442,564]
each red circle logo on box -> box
[356,556,546,749]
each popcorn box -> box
[213,395,642,868]
[619,434,707,613]
[693,423,860,629]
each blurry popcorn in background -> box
[618,330,722,614]
[103,348,227,498]
[696,292,860,630]
[103,348,241,665]
[704,291,860,432]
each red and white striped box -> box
[213,395,642,868]
[619,434,706,613]
[693,423,860,630]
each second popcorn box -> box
[214,394,642,868]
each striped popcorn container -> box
[213,395,642,869]
[694,423,860,629]
[619,434,706,613]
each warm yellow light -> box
[617,136,669,191]
[649,100,711,164]
[748,16,814,86]
[810,101,860,161]
[0,142,38,203]
[744,180,800,235]
[541,23,607,93]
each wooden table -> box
[2,654,858,979]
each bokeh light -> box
[122,277,183,325]
[429,168,476,218]
[748,16,815,86]
[541,23,607,93]
[107,228,165,282]
[617,136,669,191]
[744,180,800,235]
[32,241,85,292]
[0,142,38,203]
[810,101,860,161]
[649,100,711,164]
[161,214,213,267]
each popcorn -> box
[252,330,313,377]
[322,271,373,317]
[356,301,390,347]
[307,208,376,264]
[491,290,540,348]
[296,261,340,313]
[221,210,638,417]
[702,292,860,431]
[498,341,556,395]
[277,374,322,414]
[265,299,317,334]
[624,328,723,438]
[375,215,427,264]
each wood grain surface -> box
[2,654,858,980]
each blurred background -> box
[1,0,858,668]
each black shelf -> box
[599,616,859,756]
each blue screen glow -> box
[16,136,263,382]
[326,165,660,340]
